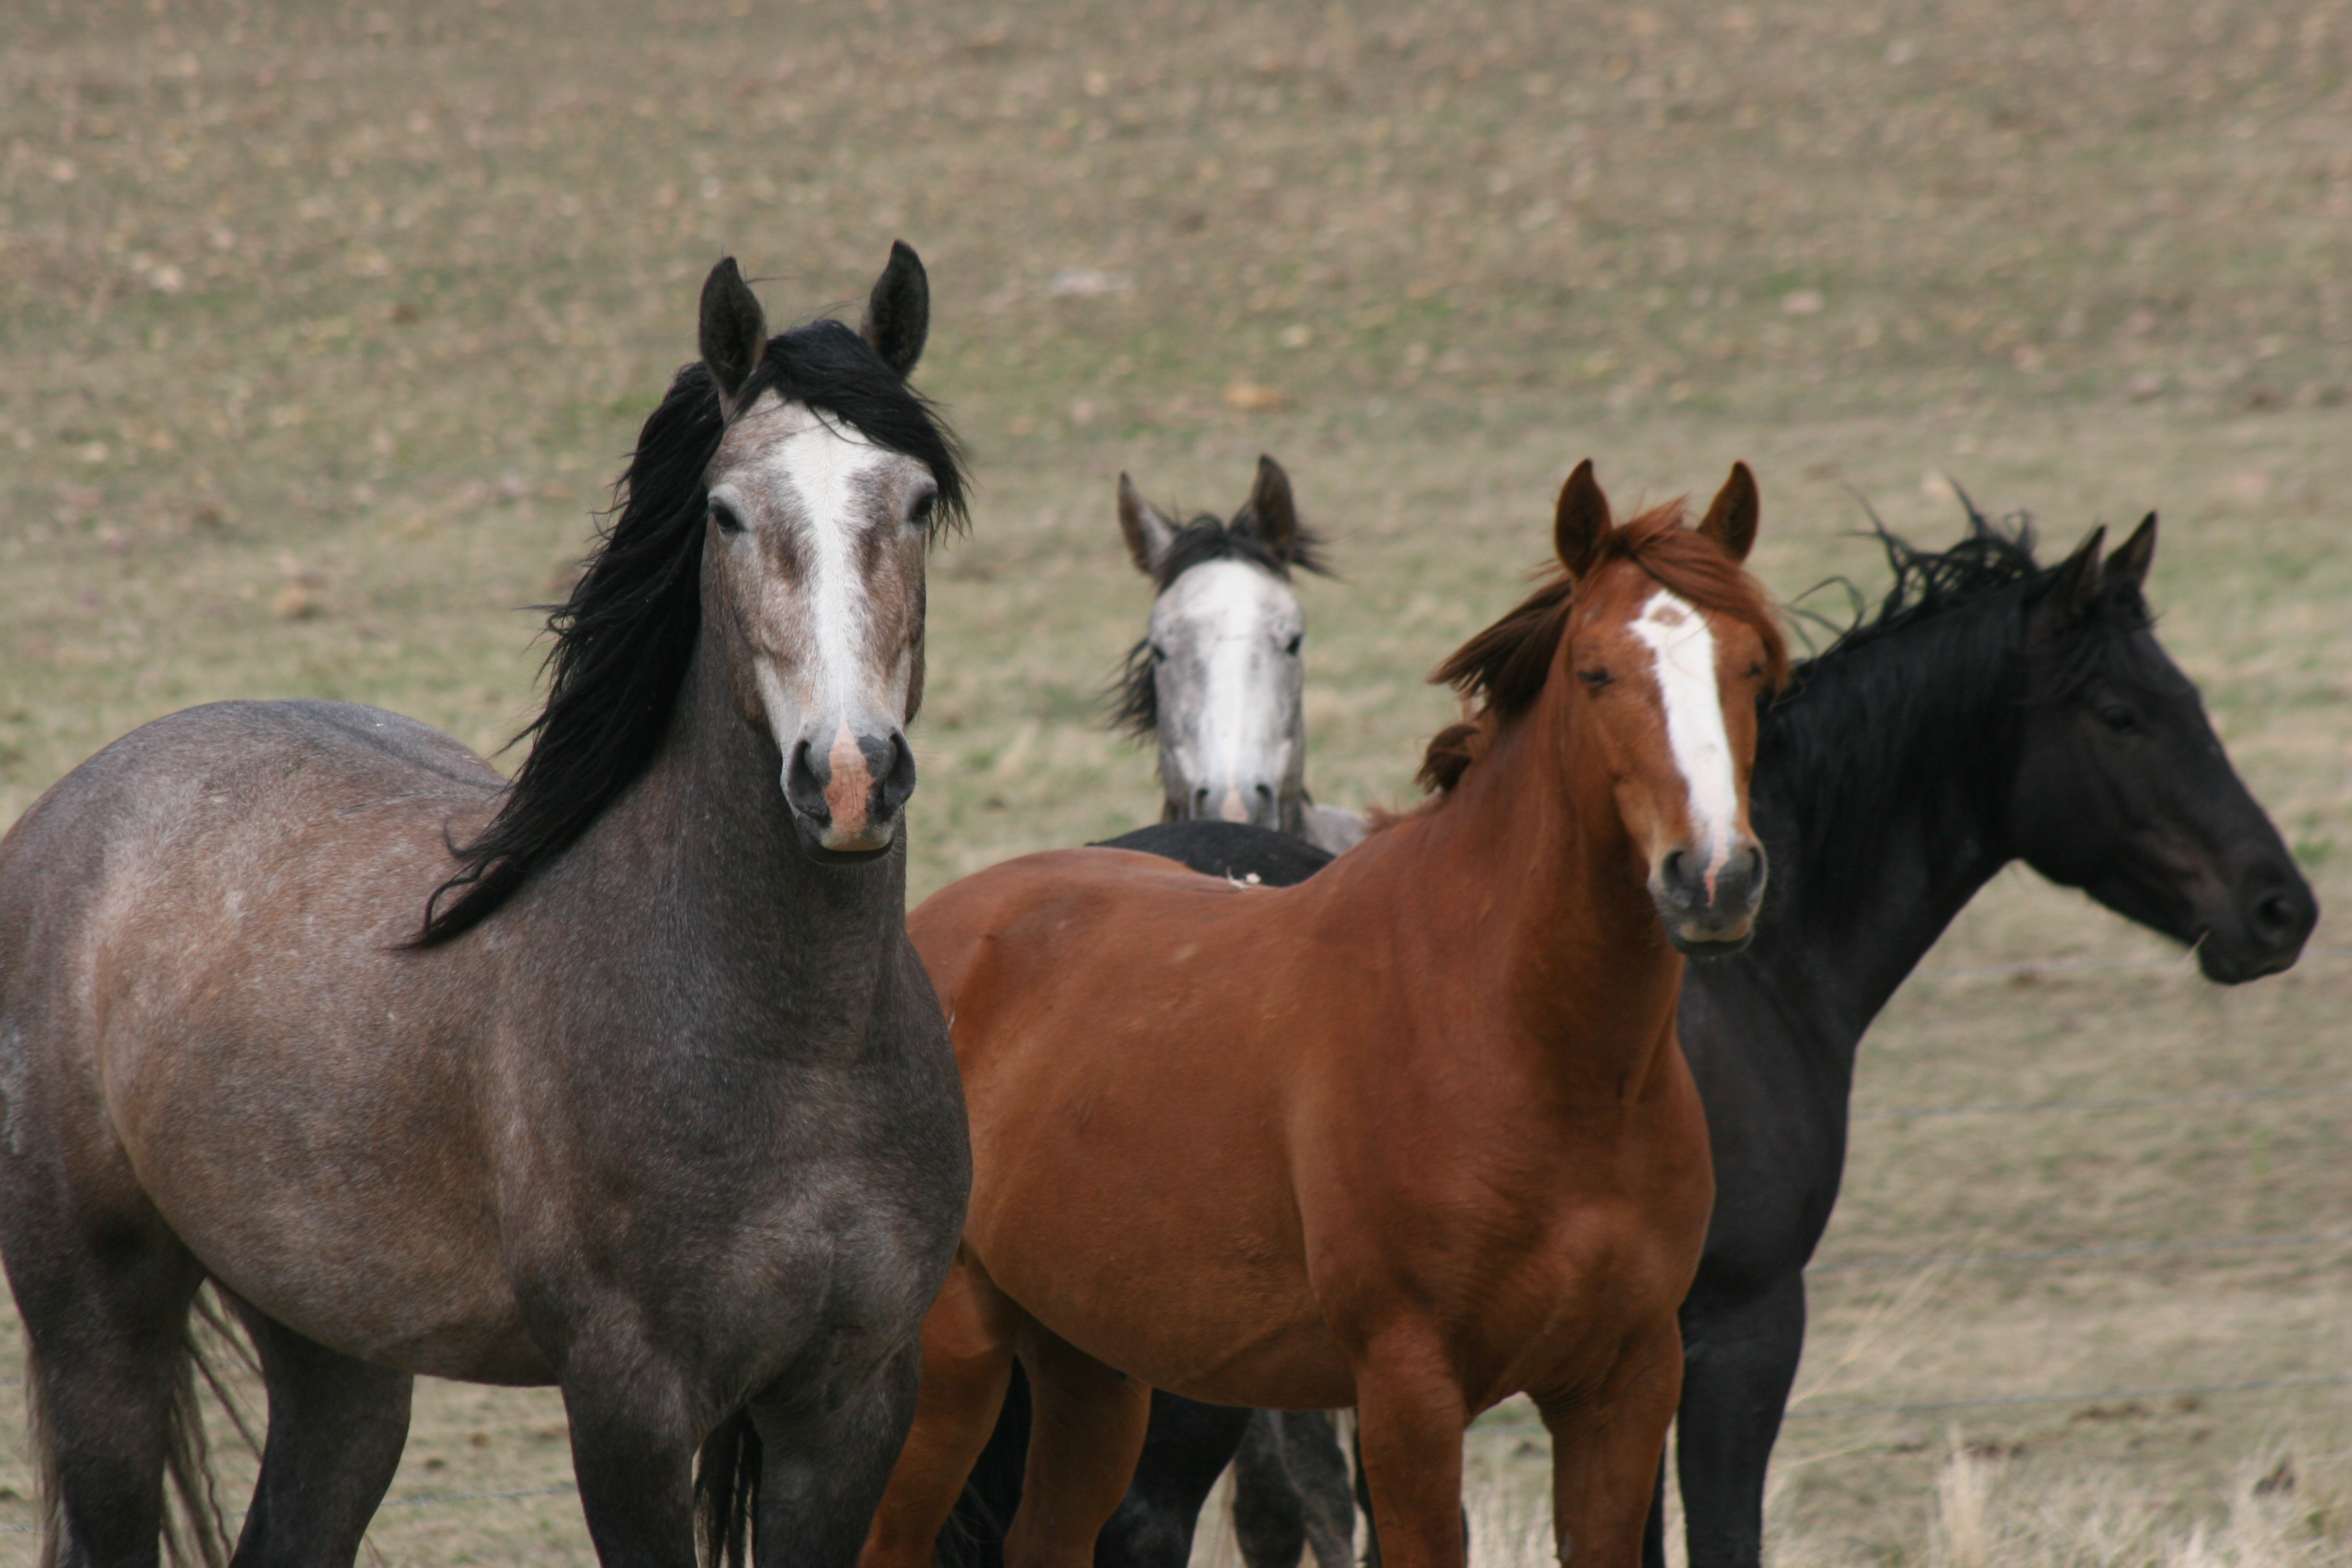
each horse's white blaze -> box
[1631,589,1741,886]
[716,398,904,712]
[711,393,926,840]
[1150,558,1304,822]
[779,419,895,719]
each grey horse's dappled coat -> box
[0,247,971,1568]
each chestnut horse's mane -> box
[1414,500,1790,795]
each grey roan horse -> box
[0,246,972,1568]
[1110,457,1363,854]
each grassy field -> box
[2,0,2349,1561]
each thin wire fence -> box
[1852,1083,2352,1121]
[1910,944,2352,981]
[1809,1229,2352,1273]
[1786,1372,2352,1421]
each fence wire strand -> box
[1788,1372,2352,1420]
[1811,1230,2352,1274]
[1853,1083,2352,1122]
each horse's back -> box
[2,697,494,924]
[1087,820,1335,886]
[911,845,1299,1023]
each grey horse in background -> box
[1110,456,1365,856]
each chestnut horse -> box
[861,462,1789,1568]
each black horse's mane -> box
[417,320,967,944]
[1763,501,2157,890]
[1109,513,1330,740]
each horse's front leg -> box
[746,1338,926,1568]
[1351,1340,1469,1568]
[1537,1322,1685,1568]
[562,1351,706,1568]
[1671,1269,1807,1568]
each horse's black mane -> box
[1109,513,1330,740]
[1763,501,2157,895]
[417,320,967,944]
[1146,510,1330,592]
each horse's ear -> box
[699,256,767,416]
[1553,459,1611,579]
[1118,472,1177,577]
[1696,461,1759,562]
[861,240,930,376]
[2036,524,2107,633]
[1242,455,1300,562]
[2106,511,2157,591]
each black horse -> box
[944,509,2316,1568]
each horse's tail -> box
[696,1408,763,1568]
[23,1332,60,1568]
[23,1285,244,1568]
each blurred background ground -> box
[1,0,2347,1561]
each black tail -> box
[697,1409,764,1568]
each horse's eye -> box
[710,501,744,535]
[2098,703,2139,734]
[1284,634,1304,656]
[909,491,938,527]
[1578,668,1612,689]
[1149,644,1167,663]
[1747,662,1765,681]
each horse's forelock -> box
[1613,503,1792,691]
[1148,515,1331,592]
[1418,502,1786,794]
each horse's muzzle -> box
[2192,862,2318,983]
[1187,778,1279,828]
[783,728,917,864]
[1651,839,1767,957]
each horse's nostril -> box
[875,731,918,814]
[2252,891,2300,940]
[1255,783,1274,801]
[1662,848,1689,887]
[785,738,830,823]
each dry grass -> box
[3,0,2349,1563]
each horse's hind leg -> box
[1231,1411,1308,1568]
[1097,1393,1255,1568]
[226,1303,413,1568]
[6,1208,211,1568]
[860,1264,1024,1568]
[1002,1330,1152,1568]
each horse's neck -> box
[1736,622,2022,1059]
[1411,698,1684,1083]
[591,646,907,1032]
